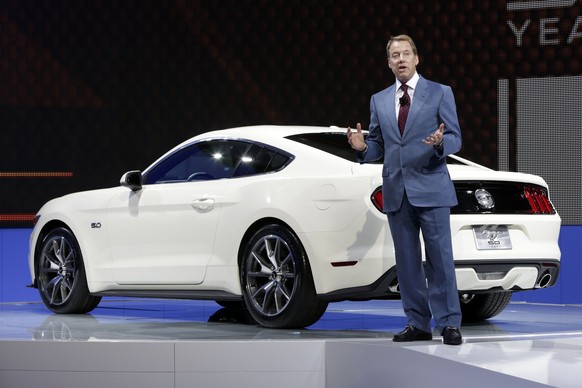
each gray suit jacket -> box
[358,76,462,212]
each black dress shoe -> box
[442,327,462,345]
[393,325,433,342]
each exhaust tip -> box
[537,273,552,288]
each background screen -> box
[1,0,581,225]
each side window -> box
[231,144,292,178]
[143,139,293,184]
[268,152,291,171]
[232,145,271,177]
[144,140,248,184]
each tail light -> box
[371,187,384,213]
[523,186,554,214]
[453,181,556,215]
[376,183,555,215]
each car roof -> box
[156,125,548,187]
[145,125,349,173]
[193,125,343,142]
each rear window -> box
[286,132,382,164]
[287,132,461,165]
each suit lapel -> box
[402,77,428,139]
[381,85,399,137]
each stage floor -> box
[1,298,582,387]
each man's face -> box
[387,40,419,83]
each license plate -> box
[473,225,512,250]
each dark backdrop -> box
[1,0,581,226]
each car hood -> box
[37,186,126,215]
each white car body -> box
[28,125,561,328]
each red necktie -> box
[398,84,410,136]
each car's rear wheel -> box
[240,224,328,329]
[459,291,512,322]
[37,227,101,314]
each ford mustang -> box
[28,125,561,329]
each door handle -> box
[191,198,215,212]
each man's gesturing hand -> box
[347,123,367,152]
[422,123,445,146]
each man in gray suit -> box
[347,34,463,345]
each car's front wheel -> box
[37,227,101,314]
[459,291,512,322]
[240,224,328,329]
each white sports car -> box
[28,125,561,329]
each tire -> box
[460,291,512,322]
[37,227,101,314]
[240,224,328,329]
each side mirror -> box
[120,170,143,191]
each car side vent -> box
[452,181,556,215]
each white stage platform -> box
[1,298,581,388]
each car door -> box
[106,139,245,285]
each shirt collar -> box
[396,72,420,91]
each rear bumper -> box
[455,259,559,292]
[318,259,560,302]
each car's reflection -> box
[30,306,513,343]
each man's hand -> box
[422,123,445,146]
[347,123,367,151]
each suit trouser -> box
[387,194,462,332]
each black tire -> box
[240,224,328,329]
[36,227,101,314]
[460,291,512,322]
